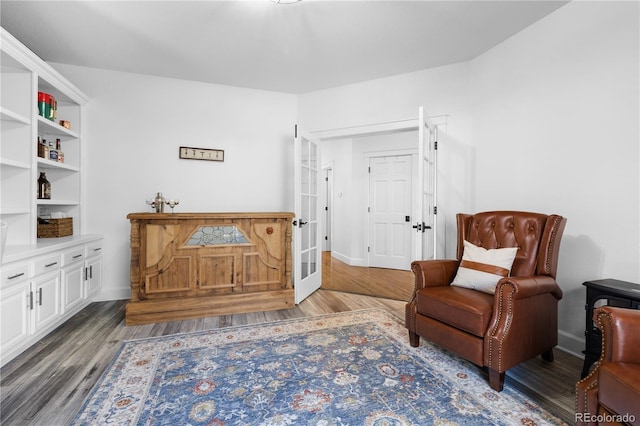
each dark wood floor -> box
[0,257,582,425]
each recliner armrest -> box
[595,306,640,364]
[410,259,459,291]
[576,307,640,426]
[495,276,563,300]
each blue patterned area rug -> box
[73,309,565,425]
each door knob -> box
[413,222,431,233]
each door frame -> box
[321,163,334,252]
[311,111,447,264]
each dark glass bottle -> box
[37,172,51,199]
[37,137,45,158]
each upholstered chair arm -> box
[406,260,458,347]
[576,307,640,425]
[410,260,459,291]
[483,275,563,377]
[595,306,640,364]
[495,276,563,301]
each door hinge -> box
[325,236,328,240]
[368,166,371,173]
[434,140,438,150]
[325,206,328,211]
[368,246,370,252]
[294,124,298,138]
[367,207,370,213]
[325,176,329,181]
[434,206,438,215]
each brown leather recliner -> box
[576,306,640,426]
[406,211,566,391]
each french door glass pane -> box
[309,248,317,275]
[301,251,309,280]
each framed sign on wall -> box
[179,146,224,162]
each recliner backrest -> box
[456,211,566,278]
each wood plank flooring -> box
[321,251,414,301]
[0,257,583,425]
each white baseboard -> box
[94,287,130,301]
[349,257,365,267]
[330,251,350,264]
[330,251,365,267]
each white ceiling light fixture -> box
[272,0,301,4]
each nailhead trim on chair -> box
[544,215,562,275]
[575,310,612,421]
[488,281,515,373]
[405,262,423,332]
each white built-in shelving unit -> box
[1,27,103,366]
[1,27,88,251]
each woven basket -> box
[38,218,73,238]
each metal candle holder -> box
[146,192,180,213]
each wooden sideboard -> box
[126,212,294,325]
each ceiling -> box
[0,1,569,94]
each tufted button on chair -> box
[405,211,567,391]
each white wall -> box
[52,64,297,300]
[298,1,639,355]
[469,0,639,355]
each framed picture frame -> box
[179,146,224,162]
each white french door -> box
[415,107,437,261]
[293,126,322,304]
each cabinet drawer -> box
[1,262,29,287]
[61,247,85,266]
[31,253,61,277]
[85,242,103,259]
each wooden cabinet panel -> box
[144,255,193,294]
[199,254,236,291]
[126,212,294,325]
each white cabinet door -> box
[31,272,60,332]
[85,256,102,298]
[0,280,30,356]
[84,240,103,299]
[61,262,84,315]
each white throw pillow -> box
[451,240,518,294]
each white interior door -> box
[294,126,322,304]
[415,107,437,261]
[369,155,413,270]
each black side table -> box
[581,279,640,378]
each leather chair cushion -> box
[416,286,494,337]
[598,362,640,423]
